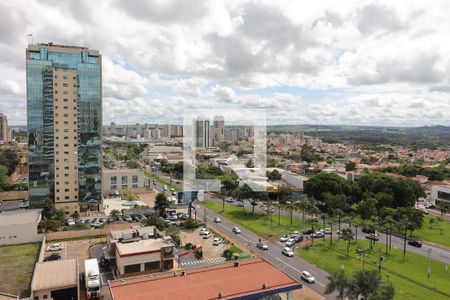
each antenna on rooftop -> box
[27,33,33,45]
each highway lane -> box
[148,171,450,264]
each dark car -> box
[408,239,423,247]
[99,256,110,268]
[44,253,61,261]
[292,234,304,243]
[303,229,314,235]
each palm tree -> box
[109,209,120,218]
[397,217,410,257]
[297,194,311,225]
[328,215,335,247]
[325,269,349,300]
[320,214,327,242]
[346,270,383,300]
[287,203,296,226]
[335,209,344,239]
[341,228,354,255]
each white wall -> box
[0,223,43,245]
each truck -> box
[84,258,100,299]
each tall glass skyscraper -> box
[26,43,102,214]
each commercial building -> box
[108,257,302,300]
[26,43,102,214]
[31,259,79,300]
[102,169,148,196]
[0,209,42,245]
[194,118,210,149]
[431,185,450,208]
[213,115,224,145]
[107,226,175,276]
[0,113,12,144]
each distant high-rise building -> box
[163,123,171,138]
[213,116,224,145]
[194,118,210,148]
[0,113,11,143]
[109,122,116,136]
[26,43,102,213]
[152,127,161,139]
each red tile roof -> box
[109,258,300,300]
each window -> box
[64,166,69,170]
[65,196,70,200]
[63,98,68,102]
[122,176,128,184]
[144,261,160,271]
[65,189,70,192]
[132,175,138,183]
[63,106,68,110]
[111,176,117,185]
[63,75,68,80]
[65,174,69,177]
[64,151,69,154]
[63,91,68,95]
[63,83,68,87]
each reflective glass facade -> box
[27,44,102,209]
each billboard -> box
[177,190,204,204]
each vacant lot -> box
[0,242,40,297]
[299,240,450,300]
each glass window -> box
[122,176,128,184]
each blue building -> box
[26,43,102,214]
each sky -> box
[1,0,450,126]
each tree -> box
[341,228,354,254]
[218,176,237,211]
[0,149,20,175]
[126,160,141,169]
[277,183,293,203]
[347,270,394,300]
[234,184,268,215]
[109,209,121,218]
[296,194,311,225]
[346,161,356,171]
[267,169,282,181]
[165,225,180,246]
[287,203,296,226]
[325,269,349,300]
[154,192,170,217]
[320,214,327,242]
[145,214,166,230]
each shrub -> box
[194,250,203,259]
[182,218,199,229]
[223,249,233,260]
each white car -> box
[301,271,316,283]
[292,231,300,235]
[214,217,222,223]
[232,227,241,234]
[285,238,296,247]
[212,238,223,246]
[282,247,294,257]
[324,228,332,234]
[280,235,290,242]
[203,232,212,239]
[47,243,64,252]
[199,228,209,235]
[163,185,168,191]
[66,218,75,226]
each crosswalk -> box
[180,257,226,267]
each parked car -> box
[365,233,379,241]
[203,232,212,239]
[282,247,294,257]
[123,215,133,222]
[91,221,102,228]
[232,227,241,234]
[172,191,177,196]
[291,234,304,243]
[312,232,324,238]
[362,225,375,234]
[107,217,115,224]
[256,241,269,250]
[301,271,316,283]
[67,218,75,226]
[303,229,314,235]
[280,235,290,242]
[44,253,61,261]
[178,214,189,220]
[292,231,300,235]
[199,228,209,235]
[166,214,178,221]
[408,239,423,247]
[424,203,436,209]
[214,217,222,223]
[323,228,332,234]
[235,201,244,207]
[285,238,296,247]
[165,220,175,226]
[212,238,223,246]
[99,256,110,268]
[225,198,234,203]
[47,243,64,252]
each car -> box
[212,238,223,246]
[301,271,316,283]
[178,214,189,220]
[107,217,115,223]
[323,228,332,234]
[232,227,241,234]
[362,225,375,234]
[256,241,269,250]
[199,228,209,235]
[163,185,168,191]
[44,253,61,261]
[170,188,176,192]
[291,234,304,243]
[225,197,234,203]
[47,243,64,252]
[280,234,290,242]
[214,217,222,223]
[365,233,379,241]
[123,215,133,222]
[285,238,296,247]
[100,218,107,223]
[99,256,110,268]
[303,229,314,235]
[312,232,324,238]
[67,218,75,226]
[91,221,102,228]
[203,232,212,239]
[282,247,294,257]
[172,191,177,196]
[424,203,436,209]
[408,239,423,247]
[166,214,178,221]
[292,231,300,235]
[165,220,175,226]
[235,201,244,207]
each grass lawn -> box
[144,171,182,192]
[299,240,450,300]
[411,215,450,248]
[0,242,41,297]
[203,200,322,238]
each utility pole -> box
[428,248,432,279]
